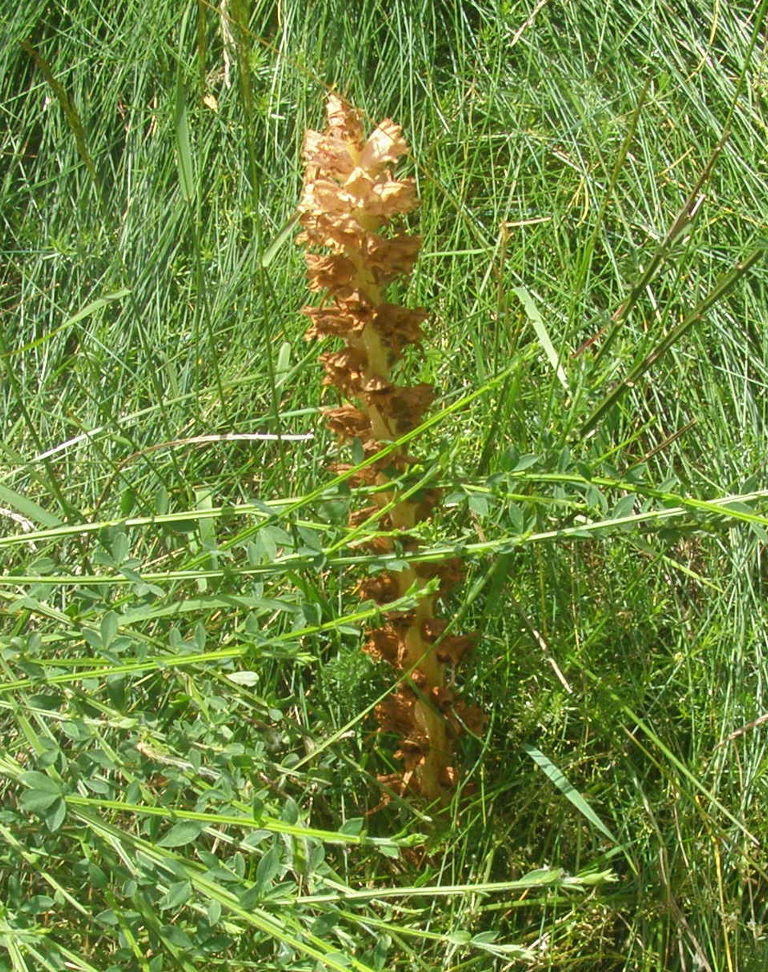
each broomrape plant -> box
[296,95,484,803]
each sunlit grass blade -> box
[523,744,619,844]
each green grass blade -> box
[523,744,619,844]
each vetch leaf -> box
[20,771,61,793]
[324,953,352,968]
[100,611,119,647]
[160,923,193,948]
[158,820,206,847]
[95,909,118,926]
[20,788,61,813]
[111,531,130,564]
[24,894,55,914]
[280,797,300,824]
[376,842,400,860]
[254,844,281,892]
[509,452,539,473]
[468,493,492,517]
[45,797,67,832]
[158,880,193,911]
[226,671,260,686]
[339,817,365,837]
[611,494,637,519]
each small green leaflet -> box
[158,820,206,847]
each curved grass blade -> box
[523,743,619,844]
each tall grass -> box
[2,1,768,969]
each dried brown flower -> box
[296,94,483,804]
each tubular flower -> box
[297,94,484,803]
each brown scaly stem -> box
[297,94,484,804]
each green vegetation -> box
[2,1,767,968]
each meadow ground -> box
[2,2,768,969]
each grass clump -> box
[2,1,768,969]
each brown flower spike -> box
[297,95,483,803]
